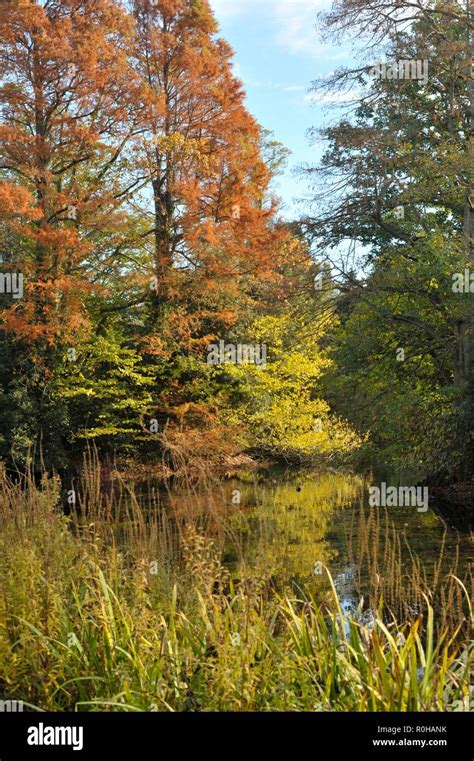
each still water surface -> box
[157,468,472,612]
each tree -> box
[303,0,473,477]
[0,0,142,466]
[131,0,287,353]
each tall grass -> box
[0,466,471,712]
[348,506,473,637]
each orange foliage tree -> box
[0,0,311,466]
[0,0,142,348]
[131,0,292,356]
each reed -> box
[348,506,473,637]
[0,468,471,712]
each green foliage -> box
[0,341,71,470]
[323,241,468,475]
[53,327,156,451]
[304,6,473,479]
[212,313,362,462]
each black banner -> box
[0,712,471,759]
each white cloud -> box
[282,84,306,92]
[210,0,246,18]
[210,0,335,58]
[273,0,331,58]
[305,90,356,104]
[211,0,328,14]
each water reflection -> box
[162,468,472,627]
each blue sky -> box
[210,0,352,218]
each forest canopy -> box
[0,0,472,483]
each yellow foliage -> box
[220,314,362,461]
